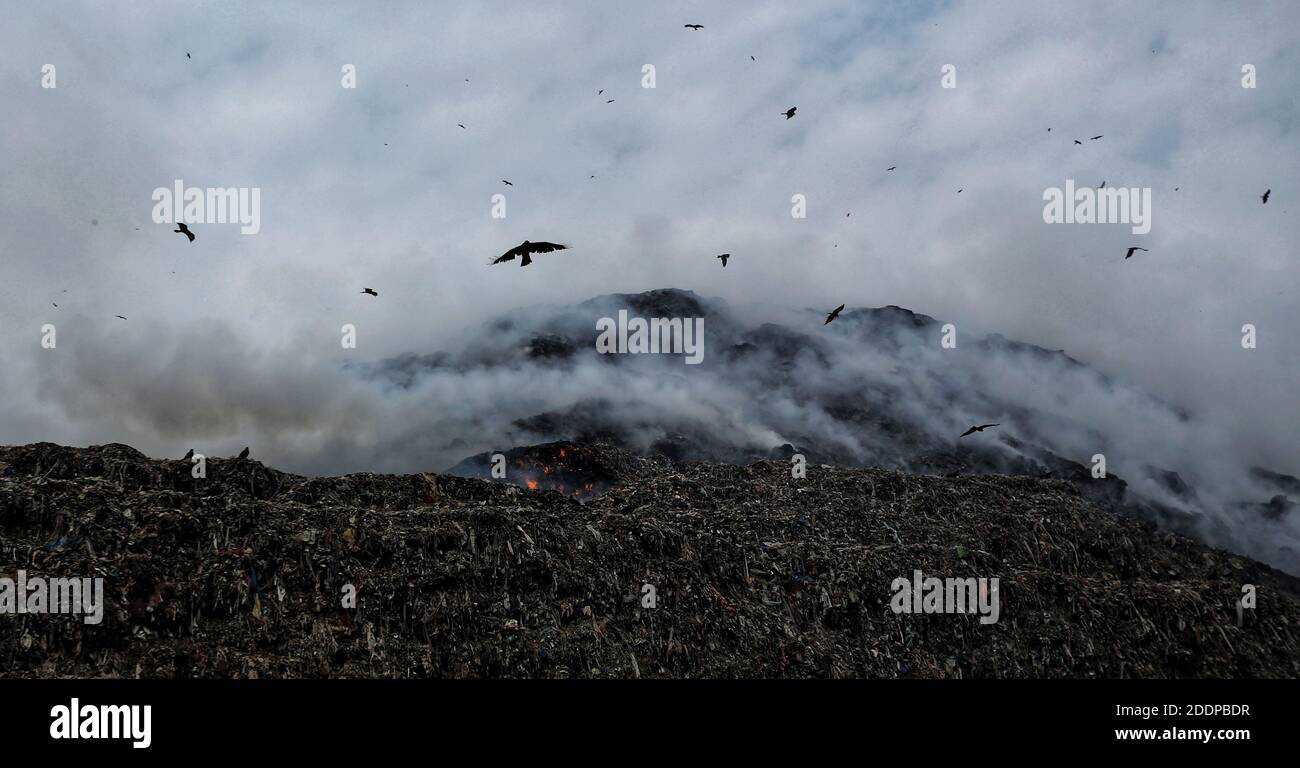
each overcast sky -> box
[0,0,1296,476]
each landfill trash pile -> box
[2,442,1298,678]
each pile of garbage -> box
[2,442,1298,678]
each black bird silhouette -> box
[960,423,999,437]
[361,288,378,296]
[750,55,756,61]
[186,52,191,59]
[1074,139,1082,145]
[684,24,703,30]
[782,107,797,120]
[1124,246,1148,259]
[1099,181,1106,189]
[606,99,615,103]
[114,315,126,320]
[824,303,845,325]
[501,179,513,186]
[174,222,195,241]
[1090,135,1103,140]
[237,447,250,460]
[716,253,730,267]
[1262,189,1271,204]
[182,449,194,460]
[886,166,896,171]
[491,240,569,267]
[458,123,465,129]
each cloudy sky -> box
[0,0,1296,477]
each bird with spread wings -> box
[490,240,569,267]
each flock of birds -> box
[94,30,1279,449]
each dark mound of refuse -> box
[3,442,1299,679]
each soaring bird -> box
[716,253,730,267]
[886,166,896,171]
[501,179,513,186]
[361,288,378,296]
[824,303,845,325]
[458,123,466,129]
[960,423,999,437]
[114,315,127,320]
[1090,135,1103,140]
[606,99,615,103]
[684,24,703,30]
[1099,181,1106,189]
[237,447,250,460]
[182,449,194,461]
[186,52,191,59]
[1073,139,1082,145]
[1124,246,1148,259]
[174,222,195,242]
[782,107,797,120]
[491,240,569,267]
[1262,189,1271,204]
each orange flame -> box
[526,480,538,490]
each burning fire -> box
[526,480,538,490]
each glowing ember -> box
[526,480,538,490]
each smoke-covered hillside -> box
[358,288,1299,575]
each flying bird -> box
[174,222,195,242]
[502,180,512,186]
[1124,246,1148,259]
[1090,135,1103,140]
[1099,181,1106,189]
[824,304,845,325]
[114,315,126,320]
[684,24,703,30]
[1074,139,1082,145]
[491,240,569,267]
[782,107,797,120]
[960,423,999,437]
[606,99,615,103]
[598,89,604,95]
[361,288,378,296]
[182,449,194,461]
[886,166,896,171]
[458,123,465,129]
[186,52,191,59]
[750,55,756,61]
[1262,189,1271,204]
[716,253,730,267]
[957,188,963,193]
[237,447,250,460]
